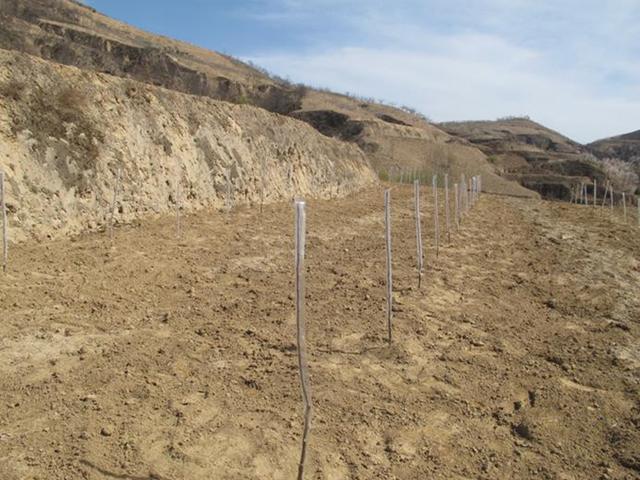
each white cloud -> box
[245,0,640,142]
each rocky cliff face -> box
[0,0,535,202]
[588,130,640,162]
[439,118,606,200]
[0,49,376,241]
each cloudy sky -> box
[86,0,640,143]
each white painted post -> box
[175,176,181,239]
[226,167,233,212]
[384,189,393,343]
[108,167,121,242]
[414,180,423,289]
[260,157,267,214]
[460,174,466,215]
[444,174,451,242]
[0,171,7,273]
[610,186,614,212]
[432,175,439,257]
[454,183,460,230]
[294,200,312,480]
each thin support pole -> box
[453,183,460,230]
[226,167,233,212]
[432,175,439,257]
[414,180,423,289]
[108,167,121,242]
[623,192,627,222]
[294,200,312,480]
[593,179,597,207]
[175,177,181,239]
[1,171,7,273]
[384,189,392,344]
[444,174,451,243]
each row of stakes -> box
[571,178,640,225]
[0,168,636,477]
[293,173,482,479]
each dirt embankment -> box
[0,49,377,241]
[0,185,638,479]
[1,0,536,202]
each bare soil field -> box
[1,184,639,479]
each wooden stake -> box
[610,186,614,211]
[260,157,267,214]
[453,183,460,230]
[593,179,597,207]
[0,171,7,273]
[622,192,627,222]
[414,180,423,289]
[384,189,393,344]
[226,167,233,212]
[444,174,451,242]
[294,200,312,480]
[175,176,181,239]
[432,175,439,257]
[108,167,121,242]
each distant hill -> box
[588,129,640,162]
[438,118,606,199]
[0,0,536,199]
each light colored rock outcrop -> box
[0,49,376,241]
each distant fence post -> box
[432,175,439,257]
[108,167,121,242]
[593,179,597,207]
[622,192,627,222]
[175,176,182,238]
[414,180,424,288]
[384,189,393,343]
[610,186,614,211]
[1,171,7,273]
[294,200,312,480]
[226,167,233,212]
[454,183,460,230]
[260,157,267,214]
[444,174,451,242]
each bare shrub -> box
[600,157,639,194]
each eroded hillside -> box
[0,0,534,201]
[439,118,605,199]
[0,49,376,241]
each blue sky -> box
[84,0,640,143]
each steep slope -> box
[0,49,376,241]
[0,0,535,200]
[439,118,605,199]
[588,129,640,162]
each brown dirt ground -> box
[1,184,639,480]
